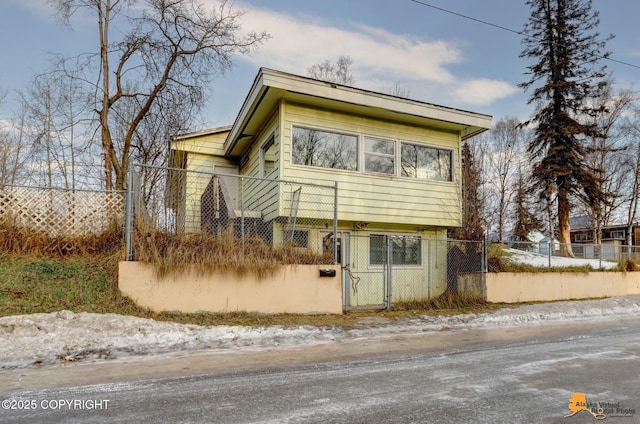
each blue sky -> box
[1,0,638,129]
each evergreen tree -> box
[512,169,542,241]
[519,0,612,256]
[450,142,484,241]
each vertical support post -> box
[548,239,552,268]
[240,176,245,255]
[333,181,338,264]
[124,160,134,261]
[482,237,487,301]
[385,235,393,310]
[427,238,431,299]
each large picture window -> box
[400,142,452,181]
[292,126,358,171]
[369,234,422,266]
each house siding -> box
[240,112,282,222]
[172,133,237,233]
[280,101,462,228]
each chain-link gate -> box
[343,233,389,310]
[343,235,485,310]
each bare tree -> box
[0,99,31,187]
[583,87,635,244]
[307,55,355,85]
[485,117,527,242]
[49,0,268,190]
[19,71,95,189]
[620,100,640,250]
[388,82,410,98]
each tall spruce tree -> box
[519,0,612,256]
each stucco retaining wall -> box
[485,272,640,303]
[119,262,342,314]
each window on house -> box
[610,230,625,239]
[260,135,276,177]
[364,137,395,175]
[575,233,593,242]
[369,234,422,266]
[400,142,452,181]
[285,229,309,248]
[292,126,358,171]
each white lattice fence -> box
[0,186,124,237]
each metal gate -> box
[342,236,485,311]
[343,233,391,311]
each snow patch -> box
[3,295,640,369]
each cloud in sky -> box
[236,3,517,108]
[453,78,519,106]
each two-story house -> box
[169,68,492,306]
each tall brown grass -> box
[0,219,123,257]
[134,227,333,279]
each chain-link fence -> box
[0,184,124,237]
[343,235,485,309]
[126,163,338,262]
[501,240,640,268]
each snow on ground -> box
[2,295,640,369]
[0,248,634,369]
[504,247,619,269]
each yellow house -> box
[170,68,492,307]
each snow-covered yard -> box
[2,295,640,369]
[503,247,619,269]
[0,246,635,369]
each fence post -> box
[427,238,431,299]
[482,237,487,301]
[385,235,393,310]
[124,161,134,261]
[548,239,552,268]
[333,181,338,264]
[240,176,245,256]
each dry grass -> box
[134,228,333,279]
[0,219,124,258]
[393,292,492,314]
[0,222,502,326]
[0,251,500,327]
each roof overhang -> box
[225,68,493,157]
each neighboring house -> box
[570,218,640,260]
[169,68,492,305]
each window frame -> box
[363,136,396,175]
[284,228,310,248]
[368,233,423,267]
[291,125,359,172]
[289,123,455,184]
[259,134,277,178]
[400,141,454,182]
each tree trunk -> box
[557,186,574,257]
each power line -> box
[408,0,640,71]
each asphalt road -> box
[1,317,639,423]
